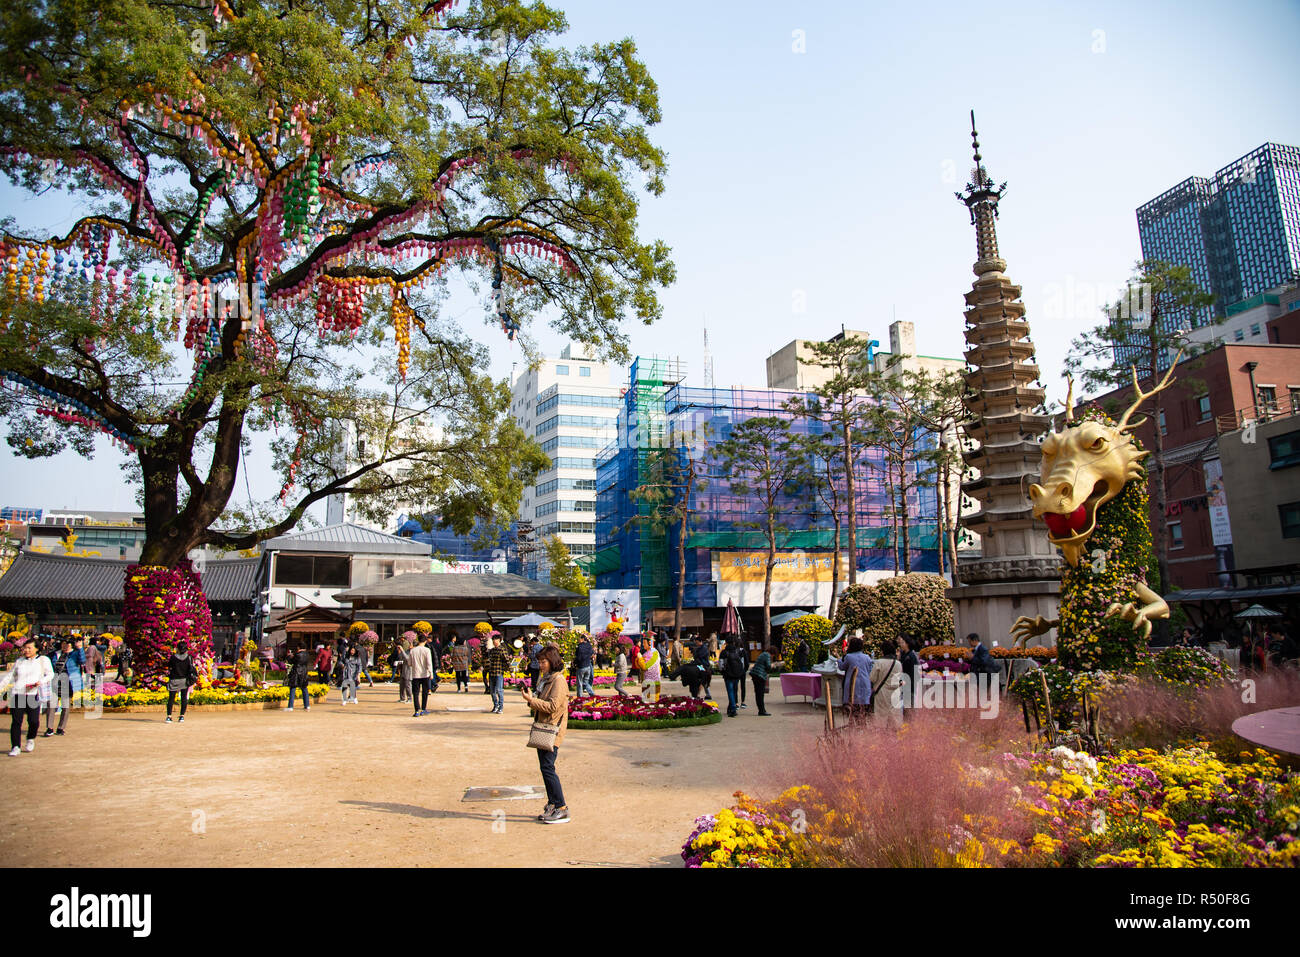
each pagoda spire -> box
[956,111,1009,274]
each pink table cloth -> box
[780,672,823,700]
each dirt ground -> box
[1,678,825,867]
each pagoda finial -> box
[970,109,981,166]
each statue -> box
[1010,360,1178,670]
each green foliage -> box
[544,536,591,597]
[0,0,671,564]
[780,613,832,667]
[568,714,722,731]
[833,573,954,655]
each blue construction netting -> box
[595,362,945,610]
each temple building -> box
[946,113,1061,646]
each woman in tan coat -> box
[520,645,570,824]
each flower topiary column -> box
[122,561,214,690]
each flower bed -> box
[97,683,330,710]
[681,743,1300,868]
[919,645,1058,661]
[568,694,720,729]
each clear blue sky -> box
[3,0,1299,517]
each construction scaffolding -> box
[595,360,943,613]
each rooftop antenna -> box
[702,321,714,389]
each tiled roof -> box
[262,522,431,556]
[0,551,260,604]
[336,572,580,602]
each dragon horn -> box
[1117,350,1183,433]
[1064,375,1076,424]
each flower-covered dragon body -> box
[1011,364,1177,670]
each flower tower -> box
[122,561,215,689]
[946,112,1061,646]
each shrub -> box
[781,614,833,667]
[834,573,954,655]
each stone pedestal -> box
[947,579,1060,648]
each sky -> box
[3,0,1299,518]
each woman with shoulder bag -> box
[869,638,904,728]
[165,640,199,723]
[520,646,570,825]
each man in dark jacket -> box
[574,634,595,696]
[967,633,1001,693]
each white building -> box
[509,344,623,579]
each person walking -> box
[427,634,443,694]
[898,635,920,715]
[315,644,332,686]
[3,638,53,756]
[450,637,470,692]
[66,636,85,702]
[526,636,542,691]
[669,635,684,675]
[613,643,629,696]
[573,632,595,697]
[408,635,433,716]
[838,638,874,722]
[82,637,103,687]
[720,637,748,717]
[392,635,413,703]
[114,641,134,687]
[357,638,376,688]
[870,639,904,728]
[521,645,570,825]
[285,646,312,711]
[483,635,510,714]
[43,639,75,737]
[749,643,777,716]
[165,640,199,723]
[635,635,662,702]
[340,643,362,706]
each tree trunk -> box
[829,516,842,621]
[885,456,900,573]
[843,416,856,587]
[900,445,912,574]
[763,527,776,646]
[674,506,687,642]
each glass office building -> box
[1125,143,1300,367]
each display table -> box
[779,672,822,703]
[1232,706,1300,756]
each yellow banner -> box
[716,551,846,582]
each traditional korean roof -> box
[0,550,260,605]
[336,572,579,602]
[262,522,431,556]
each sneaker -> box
[43,729,54,737]
[6,747,18,757]
[165,717,173,723]
[536,803,555,822]
[55,729,65,736]
[542,806,570,825]
[178,716,185,722]
[285,707,294,711]
[23,741,34,752]
[740,703,748,709]
[413,711,421,718]
[304,707,311,711]
[758,711,771,716]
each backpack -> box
[722,650,745,679]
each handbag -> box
[866,660,897,715]
[527,720,559,752]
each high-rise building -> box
[509,344,623,579]
[1130,143,1300,356]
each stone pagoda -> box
[946,113,1061,646]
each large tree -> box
[626,428,707,641]
[0,0,672,684]
[1065,259,1216,604]
[787,335,873,585]
[712,417,806,645]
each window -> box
[273,553,351,587]
[1259,386,1278,415]
[1250,323,1261,336]
[1158,409,1167,435]
[1289,387,1300,415]
[555,364,569,376]
[1281,502,1300,539]
[579,366,591,377]
[1234,328,1245,341]
[1168,522,1184,548]
[1196,394,1211,422]
[1268,430,1300,470]
[535,393,621,415]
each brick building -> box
[1092,343,1300,593]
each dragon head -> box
[1029,359,1179,567]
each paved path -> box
[1,680,823,867]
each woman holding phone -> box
[520,645,570,825]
